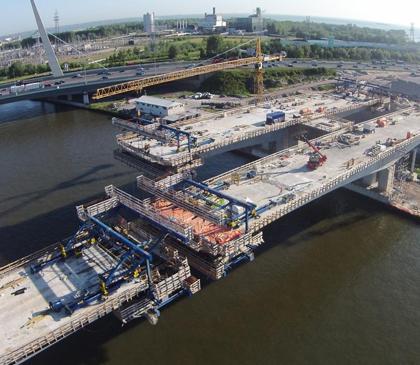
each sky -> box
[1,0,418,36]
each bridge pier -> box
[377,165,395,195]
[411,148,417,172]
[83,92,90,105]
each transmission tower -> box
[409,23,415,42]
[53,10,60,35]
[305,16,311,40]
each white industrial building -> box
[135,96,185,117]
[199,7,226,32]
[143,12,155,34]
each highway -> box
[0,58,417,105]
[0,61,190,105]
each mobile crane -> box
[93,38,283,100]
[300,136,328,170]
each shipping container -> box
[266,111,285,125]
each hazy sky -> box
[1,0,418,35]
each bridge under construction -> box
[1,2,419,362]
[113,91,387,175]
[0,90,419,363]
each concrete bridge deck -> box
[205,109,420,231]
[115,91,381,169]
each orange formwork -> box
[153,199,242,245]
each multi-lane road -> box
[0,58,418,105]
[0,61,190,104]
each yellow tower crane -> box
[93,38,282,101]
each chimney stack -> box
[213,7,216,15]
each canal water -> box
[0,101,419,365]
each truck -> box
[10,82,43,94]
[10,85,25,94]
[24,82,43,91]
[266,111,285,125]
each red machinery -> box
[300,136,327,170]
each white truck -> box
[10,82,43,94]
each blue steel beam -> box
[185,179,256,210]
[89,216,153,261]
[184,179,256,232]
[159,125,197,152]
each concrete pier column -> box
[83,92,90,105]
[410,148,417,172]
[377,165,395,195]
[361,172,377,187]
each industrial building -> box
[230,7,264,33]
[135,96,185,118]
[143,12,155,34]
[199,7,226,32]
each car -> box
[44,83,52,87]
[292,60,298,64]
[119,69,125,73]
[288,63,294,67]
[136,71,145,76]
[72,73,83,78]
[102,76,109,80]
[54,81,61,85]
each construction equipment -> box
[93,38,283,100]
[376,117,387,128]
[300,136,327,170]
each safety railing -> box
[112,117,158,134]
[76,197,119,221]
[0,283,148,365]
[105,185,194,242]
[137,176,224,226]
[152,259,191,301]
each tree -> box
[168,45,178,59]
[206,35,224,57]
[7,62,25,78]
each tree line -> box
[265,20,409,45]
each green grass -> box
[201,67,336,96]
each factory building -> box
[135,96,185,117]
[143,12,155,34]
[230,7,264,33]
[199,7,226,32]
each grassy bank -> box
[201,67,336,96]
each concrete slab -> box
[0,245,122,356]
[211,110,420,216]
